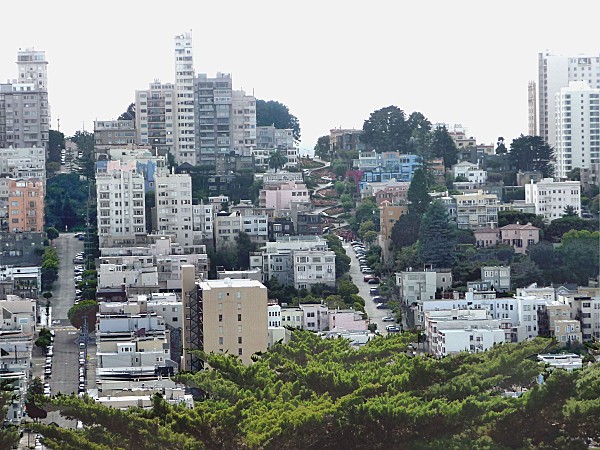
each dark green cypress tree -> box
[407,168,430,215]
[418,200,456,268]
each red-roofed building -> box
[474,223,540,254]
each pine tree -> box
[418,200,456,268]
[407,168,430,215]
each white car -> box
[382,316,395,322]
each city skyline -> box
[0,1,598,152]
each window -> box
[238,314,242,321]
[238,337,242,344]
[219,337,223,345]
[219,314,222,322]
[238,348,243,356]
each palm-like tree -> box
[268,150,287,172]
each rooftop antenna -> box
[57,116,60,133]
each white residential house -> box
[299,303,329,332]
[452,161,487,185]
[293,250,336,290]
[424,309,505,357]
[481,266,511,292]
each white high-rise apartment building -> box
[174,32,196,165]
[554,81,600,178]
[135,80,175,157]
[155,173,194,247]
[0,48,50,151]
[525,178,581,222]
[96,161,146,246]
[538,52,600,148]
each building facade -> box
[538,52,600,148]
[554,81,600,178]
[135,81,175,157]
[96,161,146,246]
[524,178,581,221]
[7,178,44,232]
[174,32,196,165]
[0,48,50,151]
[198,279,268,365]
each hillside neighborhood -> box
[0,36,598,449]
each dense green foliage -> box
[30,333,599,449]
[326,234,351,277]
[41,246,59,291]
[45,173,90,231]
[48,129,65,165]
[313,135,331,160]
[268,150,287,172]
[0,379,20,448]
[508,135,554,177]
[429,125,458,168]
[407,168,430,215]
[35,327,53,351]
[361,105,414,152]
[418,200,456,268]
[390,213,421,251]
[256,100,301,141]
[67,300,99,331]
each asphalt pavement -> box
[343,242,391,334]
[22,233,86,445]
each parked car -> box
[386,325,401,333]
[369,287,379,295]
[376,303,390,309]
[362,268,374,274]
[363,274,375,282]
[382,316,395,322]
[368,277,380,284]
[372,296,388,303]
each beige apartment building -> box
[7,178,44,232]
[182,265,267,368]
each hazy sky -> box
[1,1,598,152]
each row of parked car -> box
[78,342,87,396]
[74,252,85,303]
[43,330,55,395]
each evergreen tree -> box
[418,200,456,268]
[430,125,458,168]
[407,168,430,215]
[508,134,554,177]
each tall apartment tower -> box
[96,161,146,247]
[135,80,175,157]
[528,80,537,136]
[231,90,256,156]
[194,72,233,165]
[174,32,196,166]
[555,81,600,178]
[538,52,600,148]
[154,172,194,247]
[0,48,50,151]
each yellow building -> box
[182,265,268,368]
[378,200,408,263]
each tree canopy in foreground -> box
[30,331,599,449]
